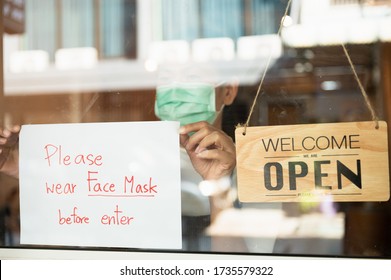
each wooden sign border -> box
[235,121,390,203]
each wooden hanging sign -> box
[235,121,390,202]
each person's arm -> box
[179,121,236,181]
[0,125,20,179]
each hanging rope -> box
[240,0,380,135]
[341,43,379,129]
[240,0,292,135]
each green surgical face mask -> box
[154,82,217,126]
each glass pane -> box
[1,0,391,259]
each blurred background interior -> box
[1,0,391,257]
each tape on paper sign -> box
[235,121,390,202]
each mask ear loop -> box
[212,102,225,127]
[216,104,225,118]
[212,81,227,126]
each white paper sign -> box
[19,121,182,249]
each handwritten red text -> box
[101,205,135,225]
[58,207,90,225]
[44,144,103,167]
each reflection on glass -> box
[1,0,391,258]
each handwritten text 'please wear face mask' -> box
[154,82,218,127]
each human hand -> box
[0,125,20,178]
[179,121,236,181]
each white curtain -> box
[200,0,244,40]
[160,0,285,41]
[24,0,57,58]
[251,0,285,35]
[100,0,125,57]
[161,0,200,40]
[22,0,130,59]
[61,0,94,48]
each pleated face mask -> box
[154,82,217,126]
